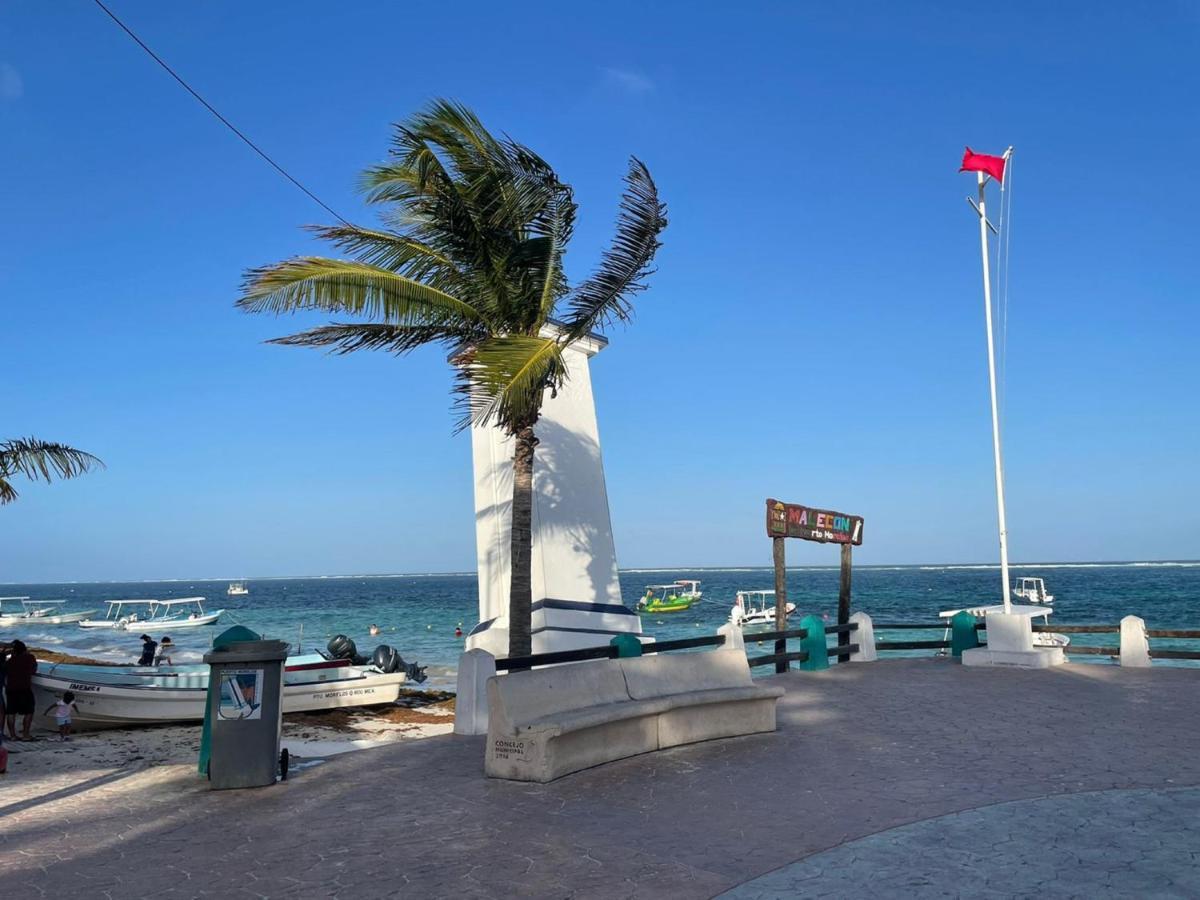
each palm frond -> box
[562,157,667,340]
[267,322,478,356]
[454,335,567,432]
[305,225,463,281]
[237,257,485,326]
[0,438,103,505]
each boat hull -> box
[31,666,406,728]
[0,610,97,627]
[77,610,225,630]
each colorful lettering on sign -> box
[766,499,864,545]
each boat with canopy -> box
[78,597,224,630]
[1012,577,1054,604]
[0,599,96,627]
[729,590,797,628]
[637,584,697,614]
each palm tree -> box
[237,101,667,659]
[0,437,103,504]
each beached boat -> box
[30,655,407,727]
[0,598,96,627]
[1012,577,1054,604]
[78,597,224,630]
[637,584,697,614]
[938,604,1070,650]
[730,590,797,628]
[227,581,249,596]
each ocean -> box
[4,562,1199,686]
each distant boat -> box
[1013,577,1054,604]
[227,581,249,596]
[730,590,796,629]
[0,598,96,627]
[78,597,224,630]
[673,580,703,601]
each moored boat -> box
[1013,577,1054,604]
[227,581,249,596]
[31,654,409,727]
[637,584,697,614]
[938,604,1070,650]
[0,598,97,627]
[730,590,796,628]
[78,597,224,630]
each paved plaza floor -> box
[3,659,1199,898]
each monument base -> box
[962,646,1065,668]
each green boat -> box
[637,584,697,614]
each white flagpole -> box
[976,170,1012,612]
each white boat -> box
[1012,577,1053,604]
[227,581,249,596]
[78,597,224,631]
[674,580,703,600]
[730,590,797,628]
[0,599,97,627]
[939,604,1070,650]
[31,655,408,727]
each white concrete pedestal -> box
[962,611,1065,669]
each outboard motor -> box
[404,660,428,684]
[327,634,367,665]
[371,644,400,674]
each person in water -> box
[368,624,381,637]
[43,691,79,742]
[155,637,174,666]
[138,634,157,667]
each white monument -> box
[465,329,642,659]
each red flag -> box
[959,147,1006,183]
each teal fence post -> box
[951,611,980,657]
[798,614,829,671]
[610,633,643,658]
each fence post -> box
[951,611,980,657]
[848,612,876,662]
[453,648,496,735]
[718,621,747,658]
[797,614,829,671]
[1119,615,1151,667]
[611,633,643,658]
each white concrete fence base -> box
[454,648,497,735]
[1120,615,1151,667]
[848,612,877,661]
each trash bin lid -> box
[203,639,289,665]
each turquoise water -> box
[4,562,1199,686]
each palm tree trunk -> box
[508,421,539,665]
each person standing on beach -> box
[137,634,157,667]
[4,640,37,741]
[43,691,78,742]
[0,645,8,729]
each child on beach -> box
[155,637,174,666]
[44,691,79,742]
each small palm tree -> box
[0,437,103,504]
[237,101,666,659]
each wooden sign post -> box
[766,499,864,672]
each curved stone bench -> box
[485,649,785,782]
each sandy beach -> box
[2,686,456,808]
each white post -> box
[453,649,497,735]
[977,171,1012,613]
[1119,615,1151,667]
[718,621,747,659]
[848,612,876,662]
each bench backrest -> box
[490,657,630,727]
[620,649,753,700]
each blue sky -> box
[2,1,1198,581]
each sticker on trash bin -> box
[218,668,263,721]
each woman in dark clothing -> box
[4,640,37,741]
[138,634,157,667]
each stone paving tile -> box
[720,787,1200,898]
[2,660,1199,898]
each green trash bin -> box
[202,639,288,789]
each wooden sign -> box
[766,499,863,545]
